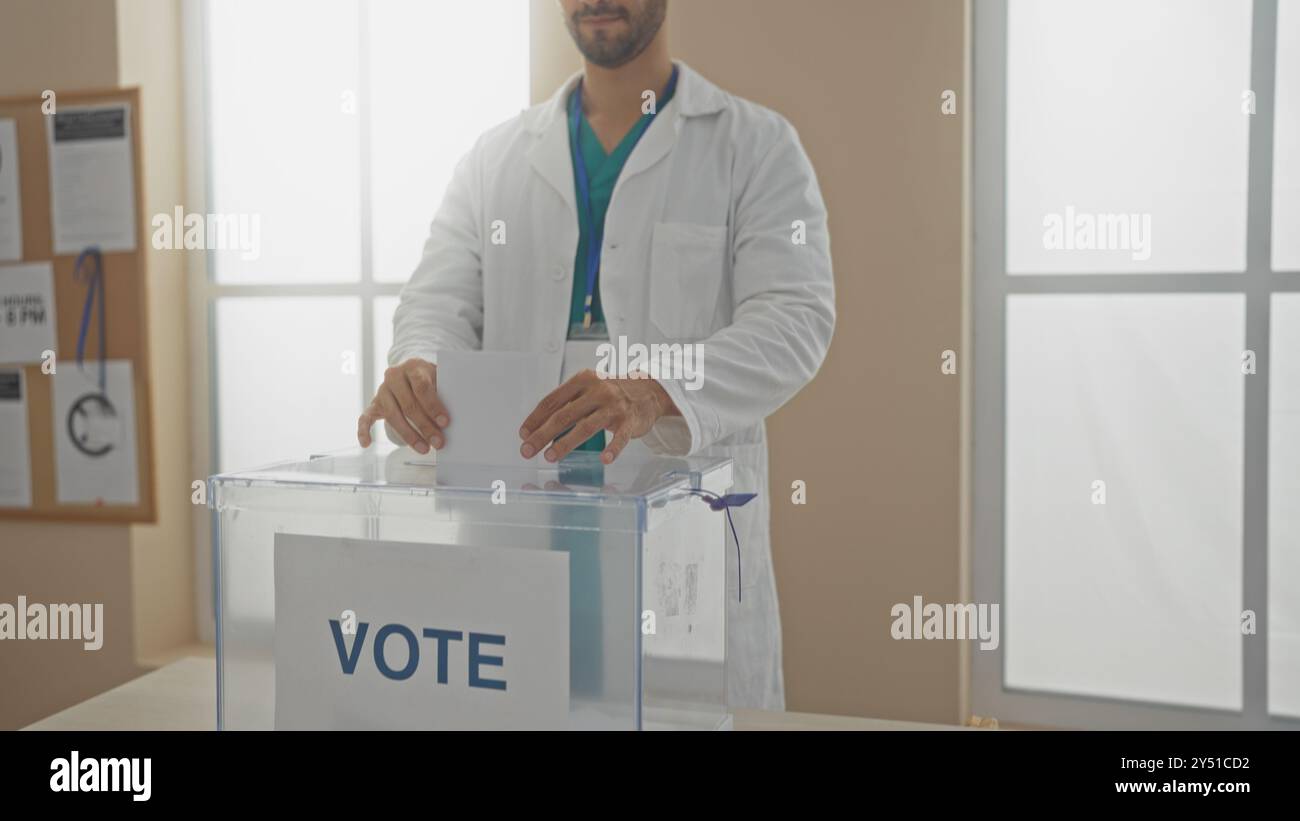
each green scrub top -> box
[566,77,677,452]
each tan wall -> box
[0,0,139,729]
[118,0,195,664]
[0,0,120,92]
[0,0,195,729]
[531,0,966,722]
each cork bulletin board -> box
[0,87,155,522]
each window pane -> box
[368,0,529,283]
[1274,0,1300,271]
[206,0,361,283]
[1005,294,1244,710]
[1006,0,1252,274]
[216,297,361,471]
[373,295,399,397]
[1270,294,1300,717]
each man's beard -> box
[565,1,667,69]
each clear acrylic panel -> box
[1006,0,1252,274]
[216,297,362,472]
[1005,294,1244,710]
[1269,294,1300,717]
[206,0,361,283]
[1274,0,1300,271]
[211,447,732,730]
[368,0,529,283]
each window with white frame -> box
[198,0,528,473]
[975,0,1299,728]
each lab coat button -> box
[551,266,565,281]
[546,340,559,353]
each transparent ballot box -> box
[210,446,733,730]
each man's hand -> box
[357,358,449,454]
[519,369,680,465]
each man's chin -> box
[579,44,640,69]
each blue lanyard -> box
[74,247,106,392]
[568,65,678,330]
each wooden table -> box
[24,656,965,731]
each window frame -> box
[972,0,1300,729]
[199,0,402,469]
[183,0,492,639]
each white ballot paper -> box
[561,339,604,385]
[433,350,555,467]
[0,369,32,507]
[0,119,21,261]
[52,359,139,505]
[47,105,136,254]
[0,262,57,363]
[273,534,569,730]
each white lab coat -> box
[388,61,835,711]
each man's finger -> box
[545,408,613,462]
[602,425,632,464]
[520,375,589,439]
[408,366,450,427]
[522,391,599,457]
[389,375,441,445]
[376,386,428,454]
[356,404,380,447]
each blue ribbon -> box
[684,490,757,602]
[73,247,106,392]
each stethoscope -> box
[567,65,678,331]
[67,247,119,458]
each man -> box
[357,0,834,711]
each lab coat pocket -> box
[650,222,727,340]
